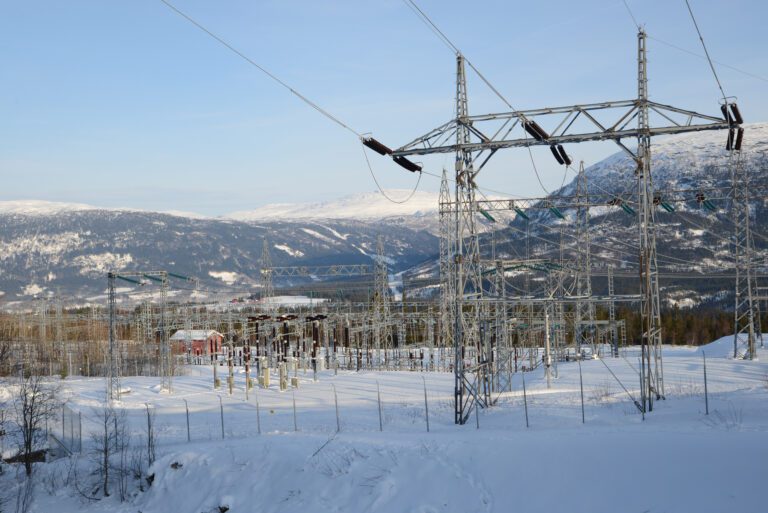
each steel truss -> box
[392,30,738,421]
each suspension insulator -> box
[735,127,744,151]
[524,120,549,141]
[513,207,530,221]
[726,128,735,150]
[557,145,572,166]
[362,137,393,156]
[479,209,497,223]
[393,155,422,173]
[721,104,733,124]
[730,103,744,124]
[550,145,565,165]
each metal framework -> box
[731,151,759,359]
[265,264,372,277]
[392,29,738,421]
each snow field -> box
[3,335,767,512]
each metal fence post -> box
[703,351,709,415]
[183,399,191,442]
[376,381,383,432]
[218,396,225,439]
[422,376,430,433]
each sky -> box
[1,0,766,216]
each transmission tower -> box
[452,53,491,424]
[731,150,758,359]
[438,168,456,353]
[107,272,121,401]
[260,238,275,314]
[390,29,736,419]
[608,267,618,357]
[574,161,596,352]
[636,29,664,408]
[372,236,392,367]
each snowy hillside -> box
[0,208,438,304]
[227,189,439,222]
[1,339,766,512]
[467,122,768,309]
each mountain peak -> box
[226,189,439,222]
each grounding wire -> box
[158,0,361,137]
[158,0,426,206]
[621,0,641,30]
[682,0,728,102]
[648,35,768,85]
[402,0,570,199]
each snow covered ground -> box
[2,335,767,513]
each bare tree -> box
[89,406,131,501]
[12,374,59,477]
[0,339,10,374]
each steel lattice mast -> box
[574,161,595,353]
[453,54,490,424]
[107,272,120,401]
[636,29,664,409]
[391,30,738,422]
[732,150,758,359]
[438,168,455,358]
[260,238,275,315]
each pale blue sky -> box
[1,0,766,215]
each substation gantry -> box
[364,29,743,422]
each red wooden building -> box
[170,329,224,358]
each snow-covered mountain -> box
[405,123,768,308]
[0,200,439,304]
[3,124,766,307]
[228,190,438,221]
[227,189,440,234]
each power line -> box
[622,0,640,30]
[361,145,424,204]
[157,0,361,137]
[682,0,728,101]
[159,0,429,206]
[649,36,768,84]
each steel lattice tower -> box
[107,272,121,401]
[392,29,737,421]
[438,169,456,353]
[373,235,392,366]
[636,29,664,409]
[453,54,490,423]
[260,238,275,315]
[731,150,758,359]
[574,161,596,352]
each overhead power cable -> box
[682,0,728,101]
[617,1,768,84]
[621,0,640,30]
[157,0,360,137]
[648,36,768,84]
[158,0,426,205]
[361,145,423,204]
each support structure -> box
[107,272,120,401]
[574,161,596,353]
[452,54,490,424]
[392,30,737,421]
[732,151,758,359]
[636,29,664,408]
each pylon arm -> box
[264,264,372,277]
[393,99,731,157]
